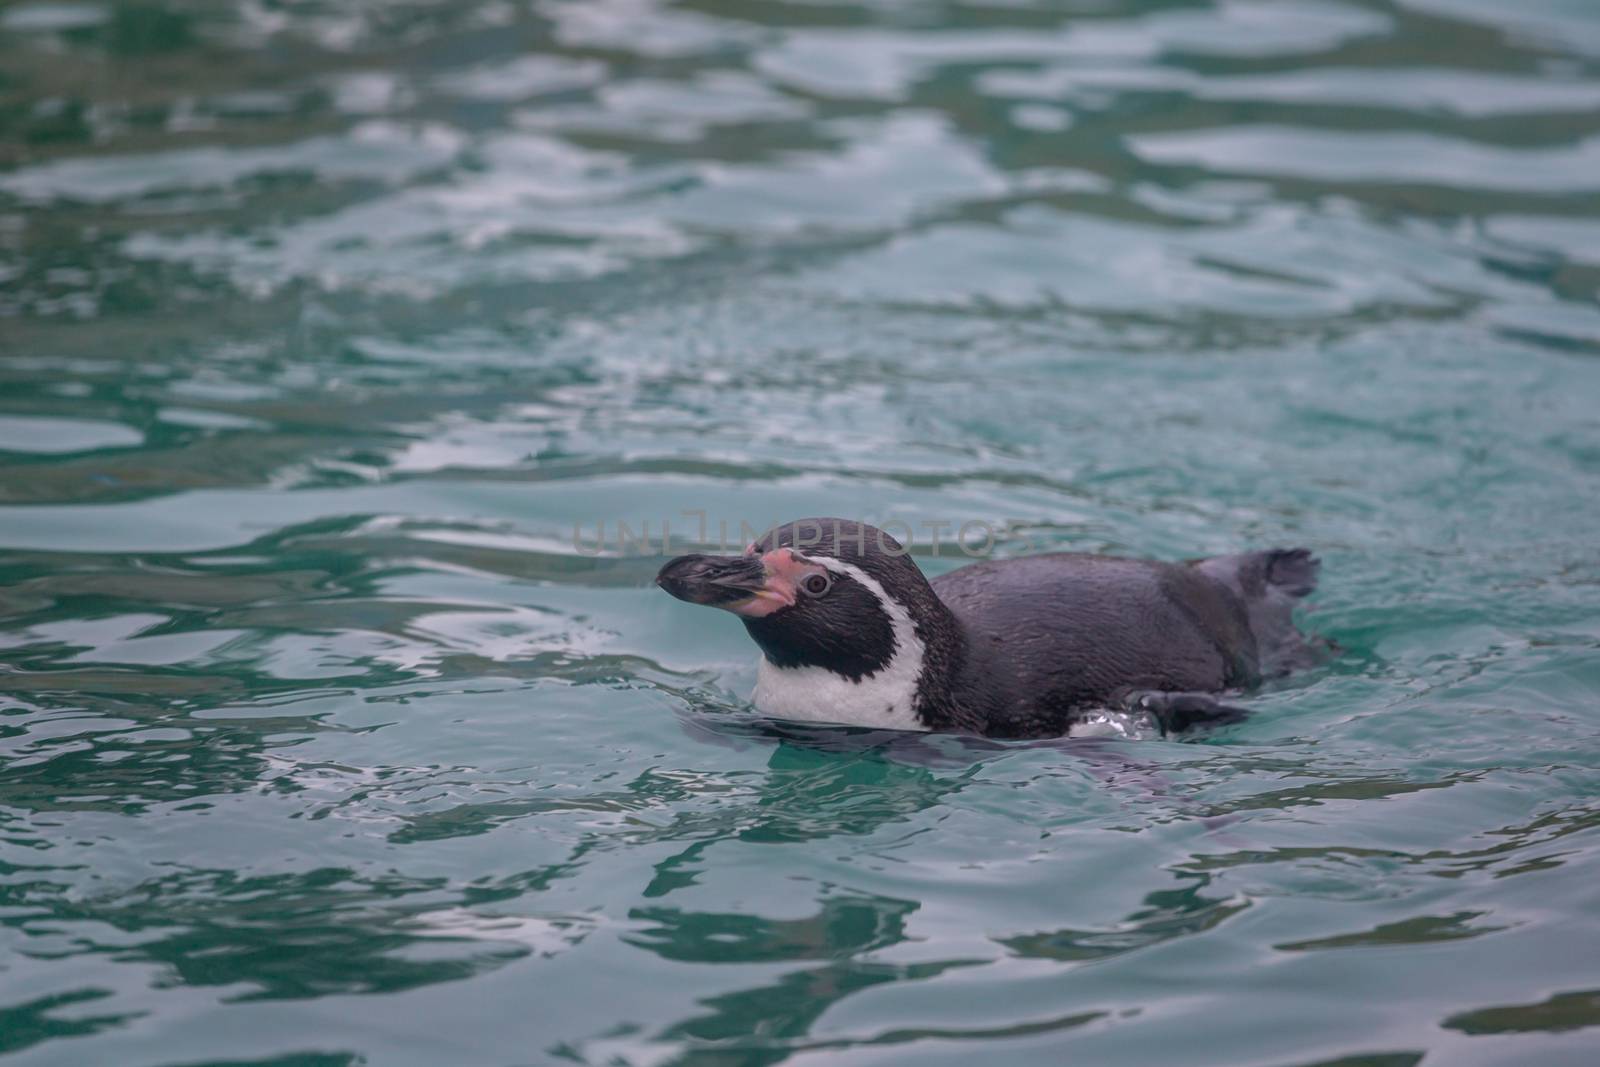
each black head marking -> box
[660,518,977,731]
[759,519,976,730]
[739,520,971,717]
[740,563,896,681]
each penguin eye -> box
[801,573,832,597]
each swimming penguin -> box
[656,518,1323,738]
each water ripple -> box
[3,1,1600,1064]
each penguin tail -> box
[1264,548,1319,598]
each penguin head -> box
[656,518,934,680]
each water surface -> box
[3,1,1600,1064]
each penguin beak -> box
[656,552,797,617]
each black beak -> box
[656,553,768,607]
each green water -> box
[3,1,1600,1064]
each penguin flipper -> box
[1119,690,1251,735]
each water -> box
[2,1,1599,1063]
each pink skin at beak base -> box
[725,548,827,618]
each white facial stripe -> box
[749,553,930,731]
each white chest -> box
[752,656,929,731]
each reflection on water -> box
[3,0,1600,1064]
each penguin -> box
[655,518,1323,738]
